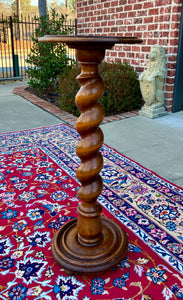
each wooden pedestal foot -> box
[52,217,128,275]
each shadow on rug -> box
[0,124,182,299]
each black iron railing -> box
[0,14,77,80]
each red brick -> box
[101,21,108,26]
[168,46,179,54]
[134,17,142,24]
[135,32,143,38]
[97,15,103,21]
[116,6,123,12]
[155,0,171,5]
[167,70,176,77]
[111,0,118,6]
[131,45,140,52]
[165,91,174,98]
[104,15,110,20]
[104,2,110,8]
[108,21,115,26]
[128,25,136,31]
[170,38,179,46]
[170,31,180,38]
[124,5,133,11]
[136,66,144,73]
[143,2,153,9]
[147,39,158,45]
[116,20,123,25]
[173,6,182,13]
[103,27,110,32]
[159,39,169,46]
[96,4,103,9]
[144,16,153,23]
[130,59,140,65]
[93,22,101,27]
[127,52,134,58]
[166,77,176,84]
[88,11,93,16]
[111,14,118,19]
[135,52,145,59]
[148,24,158,31]
[137,10,147,17]
[134,4,142,10]
[154,16,159,23]
[123,45,131,51]
[128,11,136,18]
[172,13,181,22]
[158,15,171,22]
[124,18,133,25]
[137,25,147,31]
[166,84,174,92]
[171,22,180,30]
[118,52,126,57]
[123,58,130,64]
[108,7,115,13]
[119,25,127,32]
[119,0,127,4]
[148,8,159,15]
[165,98,173,105]
[119,12,128,18]
[167,62,177,69]
[160,6,171,14]
[160,24,170,30]
[111,27,118,32]
[110,51,117,56]
[101,8,107,14]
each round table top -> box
[39,35,143,49]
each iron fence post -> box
[75,18,77,35]
[10,16,16,77]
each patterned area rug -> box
[0,124,183,300]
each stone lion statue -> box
[139,45,166,108]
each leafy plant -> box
[26,9,73,93]
[58,63,80,116]
[58,62,142,116]
[99,62,142,115]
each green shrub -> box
[26,9,73,93]
[58,61,141,116]
[58,63,81,116]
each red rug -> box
[0,124,182,300]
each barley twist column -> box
[75,48,105,247]
[39,36,142,274]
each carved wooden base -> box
[52,217,128,275]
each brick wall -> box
[76,0,182,111]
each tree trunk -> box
[38,0,47,17]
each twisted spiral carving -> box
[75,49,105,246]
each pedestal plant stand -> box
[39,36,142,274]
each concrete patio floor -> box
[0,80,183,188]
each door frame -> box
[172,3,183,112]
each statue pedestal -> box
[39,35,142,275]
[139,105,168,119]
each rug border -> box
[0,123,182,191]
